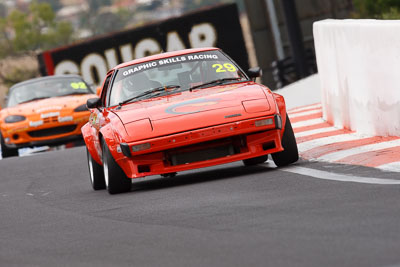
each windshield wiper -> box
[189,78,244,91]
[118,85,181,106]
[19,97,50,104]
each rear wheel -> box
[102,141,131,194]
[0,134,18,158]
[86,148,105,190]
[243,155,269,166]
[272,115,299,167]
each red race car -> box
[83,47,298,194]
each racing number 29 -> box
[212,63,237,73]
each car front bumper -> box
[1,114,89,149]
[113,115,284,178]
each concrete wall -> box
[314,19,400,136]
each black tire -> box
[0,134,18,158]
[86,148,105,190]
[243,155,269,166]
[272,115,299,167]
[160,172,177,178]
[102,140,131,194]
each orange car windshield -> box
[7,77,91,107]
[108,50,248,106]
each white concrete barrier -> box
[313,19,400,136]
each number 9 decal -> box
[212,63,237,73]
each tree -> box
[352,0,400,18]
[92,12,125,35]
[80,0,113,36]
[1,1,74,57]
[37,0,62,13]
[87,0,112,13]
[0,3,7,18]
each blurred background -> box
[0,0,399,107]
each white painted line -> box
[288,103,322,113]
[295,126,339,138]
[377,161,400,172]
[289,109,322,119]
[318,139,400,162]
[282,166,400,185]
[291,118,325,128]
[297,133,360,152]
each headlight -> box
[74,104,88,112]
[255,118,274,127]
[5,115,26,123]
[242,99,271,113]
[132,143,151,152]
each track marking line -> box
[289,102,400,172]
[293,122,332,133]
[295,126,341,138]
[318,139,400,162]
[300,136,399,159]
[289,109,322,119]
[291,112,323,123]
[378,161,400,172]
[288,106,322,116]
[288,103,322,113]
[292,118,325,128]
[297,133,362,152]
[296,129,354,144]
[336,146,400,167]
[281,166,400,185]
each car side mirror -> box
[247,67,262,81]
[86,97,101,109]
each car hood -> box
[114,82,269,122]
[112,82,276,142]
[2,94,96,116]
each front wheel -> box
[242,155,269,166]
[272,115,299,167]
[0,134,18,158]
[102,141,131,194]
[86,148,105,190]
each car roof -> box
[113,47,220,71]
[9,74,84,92]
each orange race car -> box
[83,47,299,194]
[0,75,97,158]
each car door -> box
[89,72,114,154]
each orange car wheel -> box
[102,140,131,195]
[1,134,18,158]
[271,115,299,167]
[86,148,105,190]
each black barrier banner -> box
[37,3,249,87]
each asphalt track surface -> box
[1,146,400,267]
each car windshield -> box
[6,77,91,107]
[108,50,248,106]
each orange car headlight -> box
[5,115,26,123]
